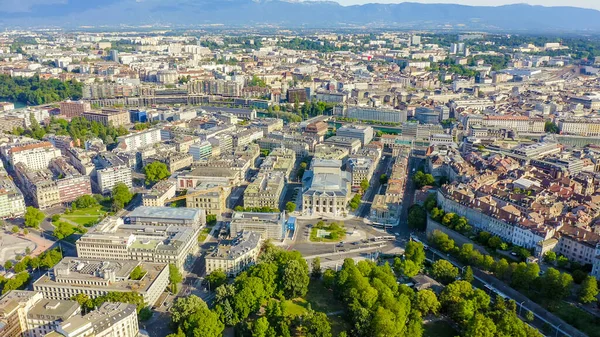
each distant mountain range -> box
[2,0,600,32]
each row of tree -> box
[1,248,63,294]
[429,230,598,304]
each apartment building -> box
[76,217,200,270]
[82,108,130,127]
[59,100,91,118]
[205,231,261,277]
[188,141,213,161]
[163,152,194,173]
[0,291,81,337]
[346,157,375,190]
[50,302,139,337]
[323,136,362,154]
[512,142,562,159]
[230,211,286,240]
[347,106,407,124]
[558,119,600,137]
[8,141,61,171]
[189,79,242,96]
[0,165,26,218]
[0,291,44,337]
[116,128,162,152]
[252,118,284,134]
[244,171,286,210]
[304,121,329,138]
[314,144,350,161]
[25,298,81,337]
[43,135,76,155]
[177,166,242,188]
[82,83,142,99]
[337,124,374,145]
[554,227,600,266]
[232,128,264,148]
[13,164,59,209]
[481,115,545,133]
[142,180,176,206]
[96,165,132,194]
[33,258,169,307]
[257,137,310,158]
[287,88,307,103]
[208,134,233,155]
[185,182,231,216]
[302,159,351,217]
[436,185,553,250]
[260,147,296,179]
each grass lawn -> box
[545,301,600,337]
[60,205,108,227]
[281,281,349,335]
[197,227,212,242]
[310,221,346,242]
[305,279,345,313]
[424,320,459,337]
[283,299,309,317]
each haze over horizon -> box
[335,0,600,10]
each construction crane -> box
[164,186,225,204]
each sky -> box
[335,0,600,11]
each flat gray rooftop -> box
[128,206,200,220]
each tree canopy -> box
[0,74,82,105]
[413,171,435,188]
[24,206,45,228]
[144,161,170,184]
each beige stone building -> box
[142,180,177,206]
[205,231,261,277]
[244,171,286,210]
[82,108,130,127]
[185,182,231,216]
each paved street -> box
[391,154,423,238]
[357,154,392,218]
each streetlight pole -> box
[518,301,525,316]
[555,324,561,337]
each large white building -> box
[8,141,61,171]
[336,124,374,145]
[230,211,286,240]
[347,106,407,124]
[302,159,351,216]
[51,302,139,337]
[96,165,132,194]
[0,291,81,337]
[116,128,162,152]
[558,119,600,137]
[76,216,200,270]
[481,115,545,133]
[0,165,26,218]
[33,258,169,308]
